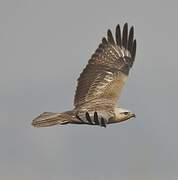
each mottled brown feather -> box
[74,23,136,111]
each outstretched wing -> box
[74,23,136,110]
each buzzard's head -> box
[114,107,136,122]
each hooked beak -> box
[130,113,136,118]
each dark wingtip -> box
[100,117,106,128]
[102,37,108,44]
[86,112,93,125]
[107,29,115,44]
[131,39,137,67]
[128,26,134,51]
[76,114,85,123]
[121,23,136,67]
[124,22,128,27]
[102,23,136,67]
[122,23,128,48]
[132,40,137,59]
[116,24,121,45]
[94,111,99,125]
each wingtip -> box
[122,23,128,48]
[107,29,115,44]
[116,24,121,45]
[120,23,136,63]
[102,37,108,44]
[123,22,128,28]
[128,26,134,52]
[132,39,137,59]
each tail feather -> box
[32,111,74,127]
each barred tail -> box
[32,111,74,127]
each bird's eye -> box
[123,112,129,115]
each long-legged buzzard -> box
[32,23,137,128]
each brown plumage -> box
[32,23,137,128]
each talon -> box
[94,112,99,125]
[86,112,93,125]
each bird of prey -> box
[32,23,137,128]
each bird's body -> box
[32,23,137,128]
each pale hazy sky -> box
[0,0,178,180]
